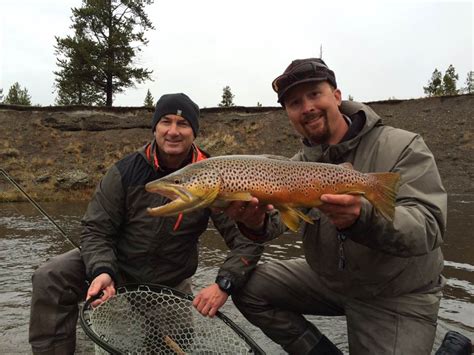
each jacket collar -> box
[141,141,208,171]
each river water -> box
[0,194,473,354]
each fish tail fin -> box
[279,206,314,232]
[365,172,401,221]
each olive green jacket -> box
[264,101,447,298]
[80,142,264,291]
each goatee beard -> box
[305,112,330,145]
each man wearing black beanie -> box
[29,93,264,354]
[150,93,201,169]
[152,93,200,136]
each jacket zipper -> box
[338,232,347,270]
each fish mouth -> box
[145,182,193,202]
[145,182,197,216]
[145,182,218,216]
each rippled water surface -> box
[1,194,473,354]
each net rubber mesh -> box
[82,285,260,354]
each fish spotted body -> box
[145,155,400,232]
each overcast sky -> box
[0,0,472,107]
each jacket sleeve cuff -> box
[91,267,117,284]
[340,199,375,239]
[236,214,269,241]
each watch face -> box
[221,278,231,290]
[217,277,232,292]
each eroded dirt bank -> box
[0,94,473,201]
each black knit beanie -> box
[151,93,200,137]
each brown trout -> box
[145,155,400,232]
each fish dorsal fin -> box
[278,206,314,232]
[260,154,291,161]
[219,192,253,201]
[339,162,354,170]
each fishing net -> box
[80,283,264,354]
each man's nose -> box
[301,97,315,114]
[167,123,179,135]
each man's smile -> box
[303,112,325,126]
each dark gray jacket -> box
[80,142,264,290]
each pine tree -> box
[144,89,154,107]
[54,0,154,107]
[0,88,3,103]
[423,68,443,97]
[3,82,32,105]
[442,64,459,95]
[54,33,105,105]
[462,71,473,94]
[218,86,235,107]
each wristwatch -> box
[215,276,233,295]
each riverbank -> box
[1,94,473,201]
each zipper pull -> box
[338,232,347,271]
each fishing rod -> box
[0,168,79,249]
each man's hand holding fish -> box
[219,198,273,233]
[318,194,362,230]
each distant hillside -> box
[0,94,473,201]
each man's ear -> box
[334,88,342,105]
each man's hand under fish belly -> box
[216,197,274,233]
[319,194,362,229]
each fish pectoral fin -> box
[219,192,253,201]
[295,210,314,225]
[278,206,314,233]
